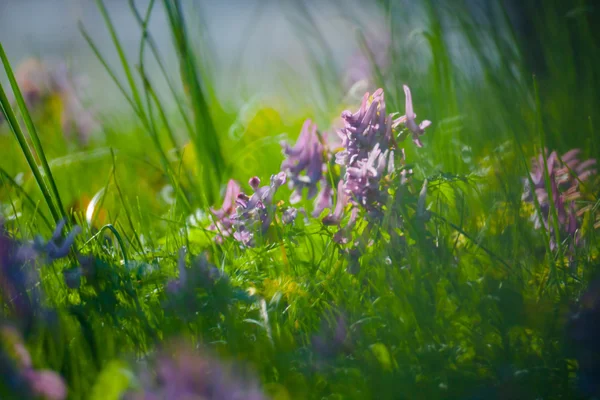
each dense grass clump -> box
[0,0,599,399]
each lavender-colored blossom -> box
[209,179,241,243]
[125,341,267,400]
[394,85,432,148]
[522,149,597,250]
[1,219,79,319]
[281,120,325,203]
[312,182,334,218]
[344,143,395,217]
[323,181,349,226]
[1,325,67,400]
[335,89,393,168]
[281,207,298,224]
[33,219,81,261]
[230,172,287,247]
[4,58,98,144]
[23,369,68,400]
[325,87,429,238]
[166,249,224,294]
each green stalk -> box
[0,76,60,223]
[0,45,67,222]
[95,0,144,114]
[533,78,564,263]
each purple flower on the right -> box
[522,148,597,250]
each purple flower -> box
[166,249,224,294]
[523,148,597,250]
[344,143,394,216]
[312,182,334,218]
[1,325,67,400]
[323,181,348,226]
[335,89,393,168]
[394,85,432,147]
[11,58,98,145]
[125,341,267,400]
[33,219,81,261]
[281,207,298,224]
[1,219,79,319]
[230,172,287,247]
[281,120,326,203]
[209,179,241,243]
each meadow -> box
[0,0,599,399]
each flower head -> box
[209,179,242,243]
[281,120,326,203]
[394,85,431,148]
[522,148,597,250]
[125,341,267,400]
[229,172,287,247]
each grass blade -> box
[0,68,60,223]
[0,44,67,223]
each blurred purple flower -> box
[522,149,597,250]
[167,249,224,294]
[125,341,267,400]
[7,58,98,145]
[33,219,81,261]
[1,219,79,319]
[323,181,349,226]
[312,182,334,218]
[281,120,326,204]
[281,207,298,225]
[1,325,67,400]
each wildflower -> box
[335,89,392,168]
[394,85,432,147]
[229,172,287,247]
[125,341,267,400]
[33,219,81,261]
[312,182,334,218]
[522,148,597,250]
[1,219,79,318]
[344,143,394,217]
[209,179,241,243]
[323,181,348,226]
[281,120,325,203]
[167,249,224,294]
[281,207,298,224]
[5,58,98,144]
[0,325,67,400]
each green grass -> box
[0,0,599,399]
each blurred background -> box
[0,0,562,115]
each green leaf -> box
[89,360,132,400]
